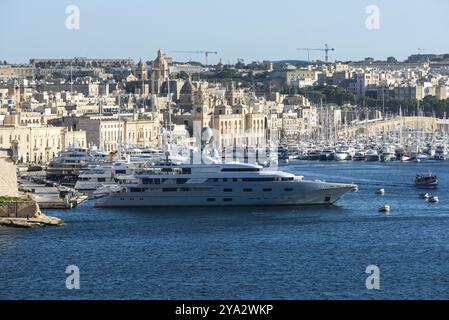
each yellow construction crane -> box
[296,44,335,63]
[173,50,218,66]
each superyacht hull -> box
[94,181,355,208]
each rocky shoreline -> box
[0,214,64,228]
[0,199,64,229]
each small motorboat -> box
[353,151,366,161]
[400,152,413,162]
[334,151,350,161]
[379,205,390,213]
[414,174,438,187]
[375,188,385,195]
[419,193,430,199]
[428,196,439,203]
[365,150,380,161]
[380,152,397,162]
[414,154,429,163]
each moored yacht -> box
[46,147,93,186]
[334,150,351,161]
[307,150,320,161]
[414,153,429,163]
[319,149,335,161]
[94,162,356,208]
[365,149,380,161]
[353,151,366,161]
[74,161,135,192]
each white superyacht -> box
[94,160,356,208]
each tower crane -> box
[296,44,335,63]
[173,50,218,66]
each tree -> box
[176,71,190,80]
[386,56,397,63]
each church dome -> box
[180,79,197,94]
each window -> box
[213,178,219,182]
[224,189,232,192]
[221,168,260,172]
[325,195,331,202]
[180,188,190,192]
[243,188,253,192]
[163,188,177,192]
[182,168,192,174]
[130,188,144,192]
[284,188,293,192]
[243,178,276,182]
[263,188,272,192]
[98,178,106,182]
[207,198,216,202]
[224,198,233,202]
[176,178,188,184]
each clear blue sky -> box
[1,0,448,64]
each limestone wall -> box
[0,201,40,218]
[0,156,19,197]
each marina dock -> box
[18,179,88,209]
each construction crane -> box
[296,44,335,63]
[173,50,218,66]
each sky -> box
[1,0,448,64]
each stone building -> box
[52,113,162,152]
[0,149,19,197]
[0,126,86,163]
[150,50,170,95]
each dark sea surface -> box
[1,161,448,300]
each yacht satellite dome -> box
[201,127,214,144]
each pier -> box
[18,177,88,209]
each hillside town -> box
[1,50,449,164]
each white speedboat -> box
[400,152,413,162]
[334,151,350,161]
[353,151,366,161]
[307,150,320,161]
[94,161,356,208]
[365,150,380,161]
[414,154,429,163]
[319,149,335,161]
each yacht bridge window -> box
[221,168,260,172]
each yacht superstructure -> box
[74,161,135,192]
[46,147,97,186]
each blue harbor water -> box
[1,161,449,300]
